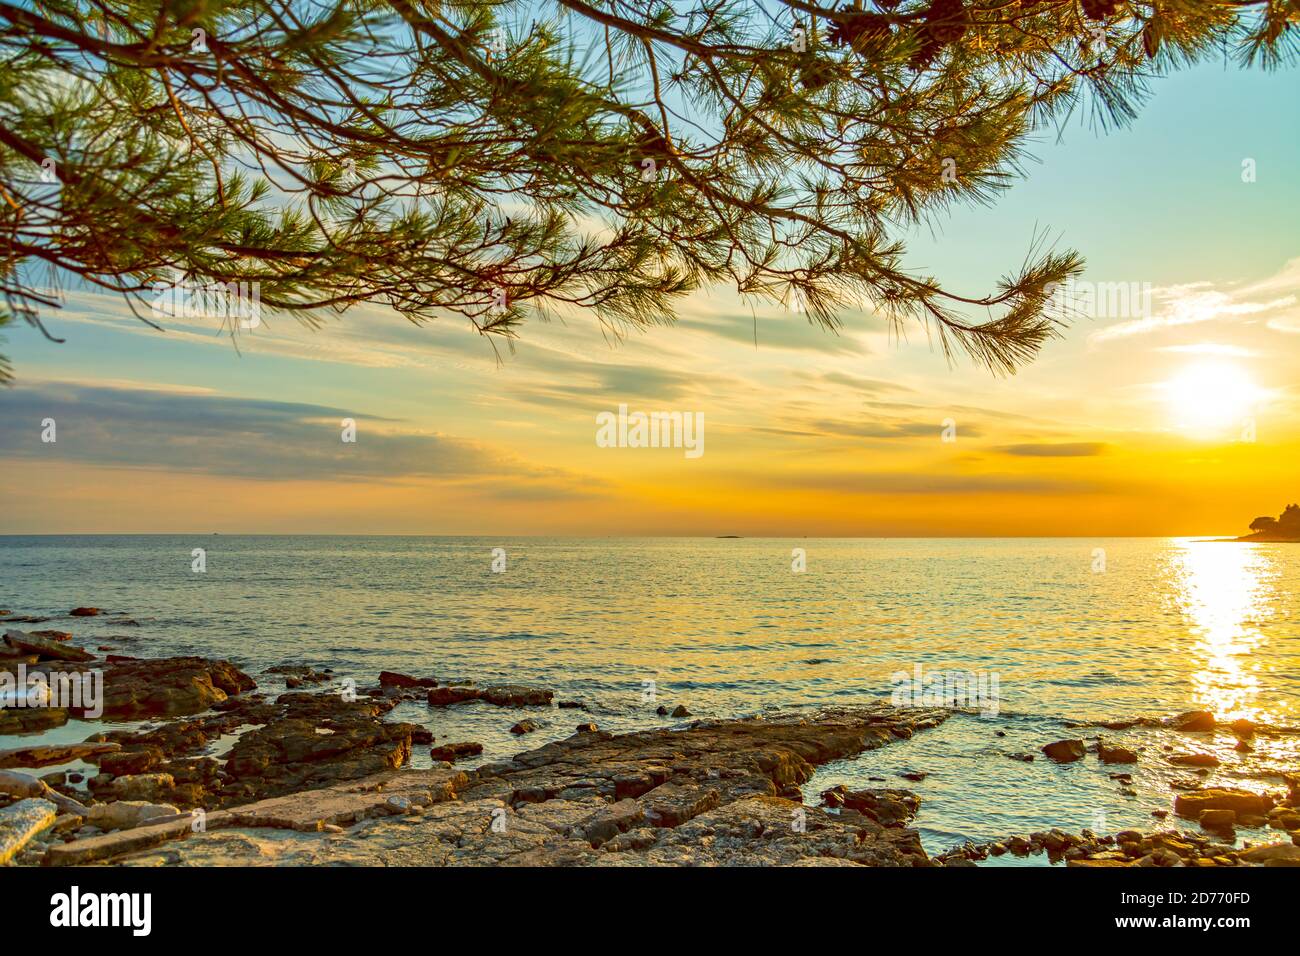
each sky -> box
[2,57,1298,536]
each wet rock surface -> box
[54,704,952,866]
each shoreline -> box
[3,608,1299,867]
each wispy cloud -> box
[0,381,600,496]
[997,442,1108,457]
[1090,258,1300,343]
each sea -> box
[2,535,1297,860]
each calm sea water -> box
[3,535,1298,857]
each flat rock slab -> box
[47,768,467,865]
[0,798,59,864]
[217,767,467,831]
[0,742,120,770]
[3,629,94,663]
[107,704,952,867]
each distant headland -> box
[1236,503,1300,542]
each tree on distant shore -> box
[1,0,1295,382]
[1247,504,1300,535]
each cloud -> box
[0,381,596,491]
[808,418,984,440]
[997,442,1108,457]
[750,471,1098,496]
[1090,258,1300,343]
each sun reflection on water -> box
[1169,539,1278,722]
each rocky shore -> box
[3,610,1300,867]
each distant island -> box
[1237,503,1300,542]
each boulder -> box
[427,686,479,706]
[0,769,89,816]
[0,797,59,864]
[510,720,540,735]
[3,629,94,663]
[105,773,177,802]
[1174,788,1272,820]
[575,799,645,845]
[1041,739,1087,763]
[1199,809,1236,832]
[97,656,257,718]
[87,801,181,832]
[379,671,437,689]
[1098,742,1138,764]
[821,785,919,827]
[640,781,722,827]
[428,742,483,762]
[1236,842,1300,866]
[670,705,691,718]
[1171,752,1220,767]
[481,685,553,707]
[1171,711,1216,732]
[69,607,102,616]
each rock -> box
[1174,788,1272,820]
[427,686,480,706]
[42,704,953,867]
[45,815,195,866]
[1228,718,1255,738]
[1171,711,1216,732]
[575,799,645,845]
[641,781,722,827]
[1151,809,1169,819]
[98,656,257,718]
[106,773,177,802]
[670,705,691,718]
[899,771,927,782]
[480,685,553,707]
[574,723,598,734]
[557,701,586,710]
[1171,752,1220,767]
[0,706,68,735]
[1236,842,1300,866]
[510,720,540,735]
[266,664,333,686]
[379,671,437,689]
[0,798,59,864]
[69,607,101,617]
[1098,742,1138,764]
[821,786,919,827]
[3,629,94,662]
[87,801,181,832]
[98,747,166,776]
[1008,752,1035,762]
[219,693,419,802]
[1041,739,1087,763]
[0,769,89,816]
[385,795,412,814]
[429,742,483,762]
[1199,809,1236,832]
[655,705,669,716]
[0,741,120,770]
[29,630,72,642]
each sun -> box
[1163,361,1261,437]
